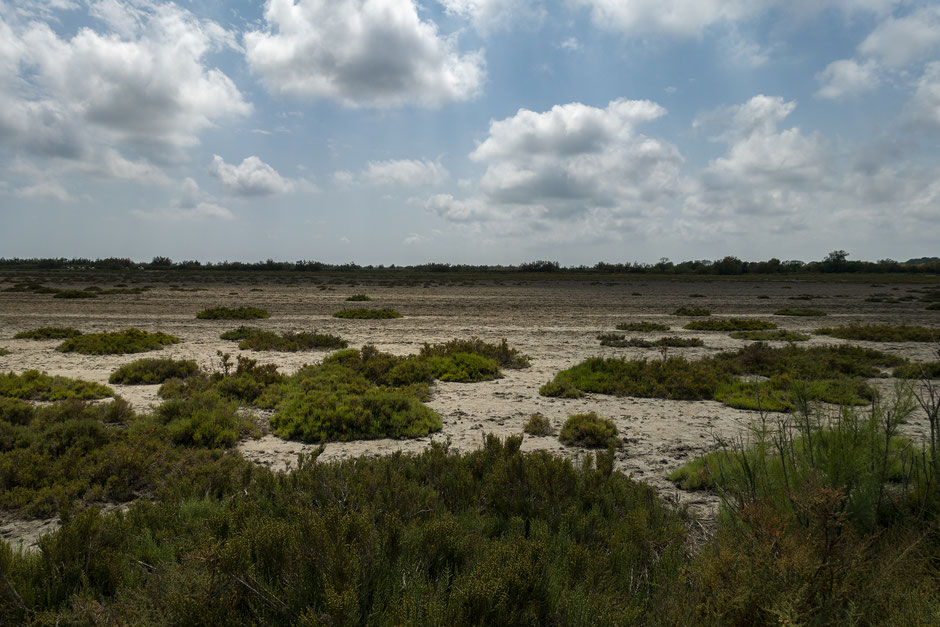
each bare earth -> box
[1,275,938,550]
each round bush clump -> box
[559,412,619,448]
[523,413,554,436]
[57,329,180,355]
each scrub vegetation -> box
[729,330,811,342]
[814,323,938,342]
[109,358,202,385]
[56,329,180,354]
[598,334,704,348]
[616,322,670,332]
[774,308,827,316]
[196,306,270,320]
[559,412,620,448]
[0,370,112,401]
[236,330,348,352]
[14,327,83,340]
[683,318,776,331]
[672,306,711,317]
[332,307,403,319]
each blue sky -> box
[1,0,938,265]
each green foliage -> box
[237,330,348,352]
[523,413,554,436]
[615,322,670,332]
[14,327,83,340]
[219,325,261,340]
[419,337,531,369]
[542,356,722,400]
[52,290,97,299]
[269,356,441,442]
[57,328,180,354]
[774,308,826,316]
[0,437,687,624]
[729,330,810,342]
[893,362,940,379]
[196,306,270,320]
[814,323,939,342]
[0,348,8,356]
[0,397,34,425]
[109,358,201,385]
[684,318,777,331]
[156,391,256,448]
[559,412,619,448]
[428,352,500,382]
[345,294,372,301]
[598,334,703,348]
[714,376,874,411]
[0,370,112,400]
[672,306,711,316]
[332,307,403,319]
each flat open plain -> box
[1,272,938,548]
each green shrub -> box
[156,390,256,448]
[729,330,810,342]
[57,329,180,354]
[0,370,112,400]
[559,412,619,448]
[814,324,939,342]
[684,318,776,331]
[598,334,703,348]
[523,413,554,436]
[14,327,83,340]
[109,358,201,384]
[420,337,530,369]
[52,290,97,299]
[673,306,711,316]
[219,326,262,341]
[345,294,372,301]
[616,322,670,332]
[0,397,34,425]
[428,353,500,382]
[774,308,826,316]
[237,330,348,352]
[541,356,722,400]
[196,306,270,320]
[332,307,403,319]
[893,362,940,379]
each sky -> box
[1,0,939,266]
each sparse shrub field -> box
[196,306,270,320]
[814,323,938,342]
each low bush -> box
[419,337,530,369]
[729,330,810,342]
[673,306,711,316]
[559,412,619,448]
[893,362,940,379]
[219,326,261,341]
[332,307,402,319]
[156,390,256,448]
[684,318,776,331]
[0,397,34,425]
[428,352,500,382]
[52,290,97,299]
[523,413,554,436]
[14,327,83,340]
[814,324,938,342]
[774,308,826,316]
[345,294,372,301]
[0,370,112,400]
[109,358,201,384]
[542,356,722,400]
[57,329,180,354]
[616,322,670,332]
[237,330,348,352]
[598,334,703,348]
[196,306,270,320]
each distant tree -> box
[151,256,173,267]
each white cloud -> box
[16,180,71,202]
[857,6,940,67]
[815,59,879,99]
[0,2,250,172]
[332,170,355,186]
[134,177,234,221]
[426,99,685,242]
[245,0,485,108]
[572,0,759,38]
[403,232,429,245]
[558,37,581,52]
[209,155,299,196]
[363,159,448,187]
[904,61,940,131]
[439,0,544,34]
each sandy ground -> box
[1,274,938,551]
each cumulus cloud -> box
[571,0,759,38]
[424,99,685,242]
[134,177,234,221]
[0,1,250,176]
[362,159,449,187]
[209,155,298,196]
[245,0,485,108]
[815,59,879,99]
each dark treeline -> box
[0,250,938,275]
